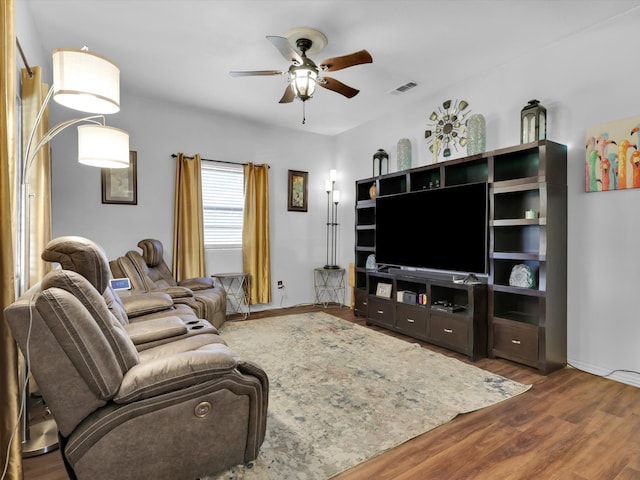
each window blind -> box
[201,162,244,247]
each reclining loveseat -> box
[110,239,227,328]
[41,236,218,351]
[4,242,269,479]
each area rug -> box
[205,311,531,480]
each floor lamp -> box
[324,169,340,269]
[330,190,340,268]
[17,45,130,457]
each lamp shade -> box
[77,125,129,168]
[53,48,120,114]
[291,66,317,101]
[325,179,333,193]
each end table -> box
[212,272,250,319]
[314,267,345,308]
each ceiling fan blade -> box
[319,76,360,99]
[319,50,373,72]
[279,84,295,104]
[267,36,303,65]
[229,70,284,77]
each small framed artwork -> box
[287,169,308,212]
[102,151,137,205]
[376,282,392,298]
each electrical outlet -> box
[277,280,284,289]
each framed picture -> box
[287,169,308,212]
[585,114,640,192]
[102,151,137,205]
[376,282,392,298]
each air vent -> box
[390,81,418,95]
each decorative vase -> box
[397,138,412,171]
[467,113,486,156]
[369,183,377,199]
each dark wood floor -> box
[23,305,640,480]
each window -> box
[201,162,244,247]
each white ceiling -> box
[22,0,639,136]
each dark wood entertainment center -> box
[354,140,567,374]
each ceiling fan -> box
[230,27,372,122]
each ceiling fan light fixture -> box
[291,66,317,101]
[229,28,372,123]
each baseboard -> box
[568,358,640,388]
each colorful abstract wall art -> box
[585,115,640,192]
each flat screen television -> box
[375,182,489,275]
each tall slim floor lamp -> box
[18,46,129,296]
[16,43,130,457]
[324,169,340,269]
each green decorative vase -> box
[466,114,486,156]
[397,138,412,171]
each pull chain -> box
[302,101,306,125]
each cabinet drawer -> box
[354,290,368,316]
[430,314,469,351]
[367,296,394,327]
[396,303,427,339]
[491,318,538,367]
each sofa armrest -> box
[152,286,194,299]
[119,291,174,318]
[178,277,214,291]
[114,343,237,403]
[236,359,269,393]
[123,316,188,346]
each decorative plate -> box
[424,99,471,160]
[365,254,376,270]
[509,264,536,288]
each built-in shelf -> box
[363,270,487,361]
[354,140,567,374]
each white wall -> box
[48,93,336,310]
[17,2,640,386]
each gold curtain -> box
[22,66,52,287]
[1,0,23,477]
[173,153,206,280]
[242,163,271,304]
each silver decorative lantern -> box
[520,99,546,144]
[373,149,389,177]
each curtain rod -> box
[16,38,34,78]
[171,154,269,168]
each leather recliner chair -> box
[113,238,227,328]
[4,267,268,480]
[41,236,218,351]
